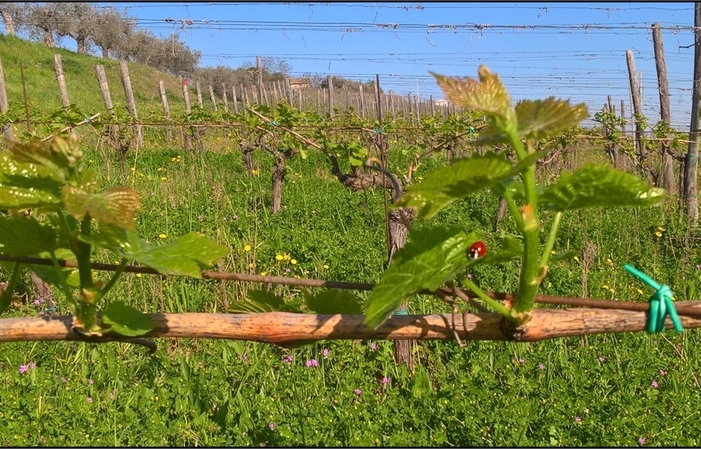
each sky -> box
[12,2,701,129]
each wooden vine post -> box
[118,60,143,149]
[652,22,676,194]
[327,75,335,118]
[53,54,76,138]
[0,55,12,141]
[625,50,646,168]
[158,80,173,141]
[685,2,701,226]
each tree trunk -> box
[388,206,416,372]
[271,152,286,214]
[76,39,87,54]
[43,29,55,48]
[0,9,16,36]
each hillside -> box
[0,34,198,118]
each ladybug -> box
[468,241,487,260]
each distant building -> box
[288,77,311,90]
[434,99,451,107]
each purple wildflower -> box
[538,363,545,370]
[322,348,329,358]
[575,416,582,423]
[354,389,362,396]
[306,359,318,367]
[598,356,605,362]
[370,342,378,351]
[29,362,35,370]
[639,437,646,445]
[283,355,293,364]
[61,377,67,383]
[651,380,658,388]
[33,299,42,307]
[518,358,525,364]
[18,365,27,374]
[268,422,275,431]
[659,369,666,376]
[87,397,93,403]
[381,376,389,385]
[88,378,94,385]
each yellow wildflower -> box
[655,231,662,238]
[161,177,167,181]
[136,273,142,278]
[603,285,609,290]
[248,263,255,268]
[573,256,580,262]
[657,226,665,232]
[323,264,329,270]
[260,271,268,276]
[243,244,252,252]
[275,254,284,261]
[291,259,297,265]
[637,288,644,295]
[158,234,167,239]
[283,253,291,261]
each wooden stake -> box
[626,50,646,161]
[326,75,334,117]
[159,80,172,141]
[685,2,701,225]
[0,55,12,141]
[53,54,75,138]
[208,84,217,111]
[118,60,142,148]
[652,22,676,193]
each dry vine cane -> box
[362,65,666,332]
[0,134,229,350]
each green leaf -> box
[102,301,155,337]
[0,154,63,210]
[62,186,141,231]
[540,165,665,212]
[123,232,229,278]
[364,227,474,329]
[304,289,362,314]
[550,250,579,262]
[78,222,129,254]
[431,66,513,123]
[228,290,302,313]
[0,215,57,256]
[299,148,308,160]
[394,152,514,220]
[515,98,589,140]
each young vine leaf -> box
[304,289,363,315]
[394,152,514,220]
[515,98,589,140]
[102,301,155,337]
[539,164,665,211]
[365,227,478,330]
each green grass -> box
[2,34,701,447]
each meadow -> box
[0,123,699,446]
[2,34,701,446]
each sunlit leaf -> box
[0,215,57,256]
[304,289,362,314]
[365,227,474,330]
[394,152,514,220]
[515,98,589,140]
[540,165,665,212]
[123,232,229,278]
[62,186,141,231]
[102,301,155,337]
[431,66,513,123]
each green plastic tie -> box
[270,120,278,127]
[374,125,385,135]
[624,264,683,333]
[467,126,475,140]
[393,309,409,316]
